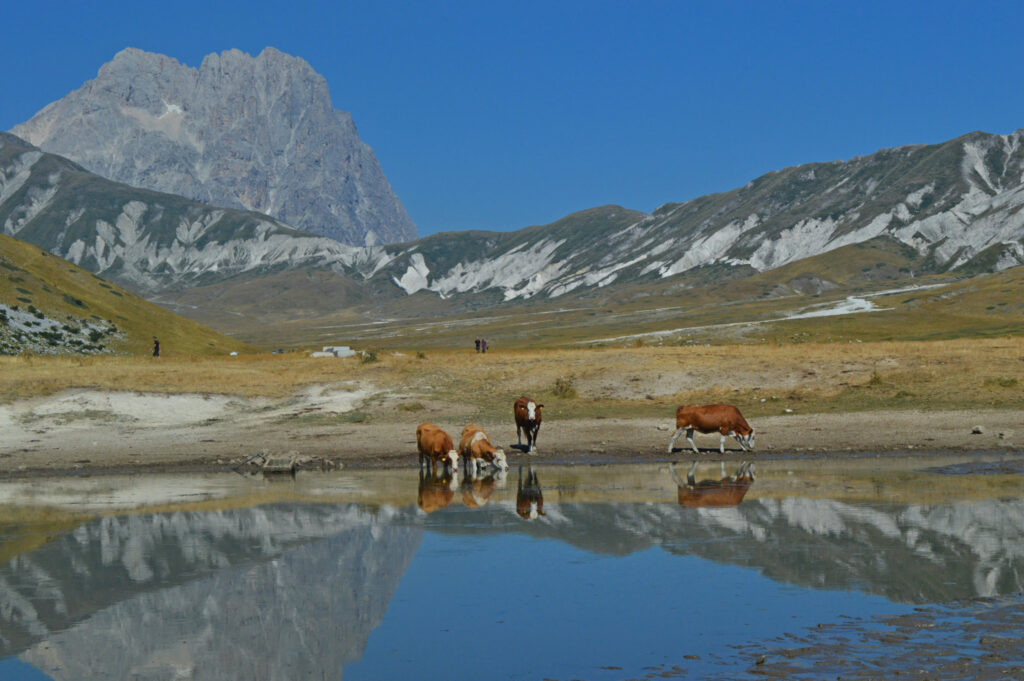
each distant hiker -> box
[475,338,481,353]
[151,336,160,358]
[481,339,488,353]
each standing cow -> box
[513,396,543,453]
[667,404,755,454]
[416,422,460,474]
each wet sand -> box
[1,388,1021,475]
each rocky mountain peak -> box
[11,47,416,246]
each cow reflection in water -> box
[461,469,507,509]
[418,468,461,514]
[516,466,545,520]
[669,461,755,508]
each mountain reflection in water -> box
[0,459,1022,680]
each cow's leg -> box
[668,427,686,453]
[720,461,726,479]
[687,428,699,454]
[468,456,478,479]
[687,460,698,486]
[668,462,687,487]
[517,425,523,447]
[530,424,540,453]
[719,433,727,454]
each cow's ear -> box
[538,404,544,409]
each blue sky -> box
[3,0,1024,237]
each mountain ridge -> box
[11,46,416,246]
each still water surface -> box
[0,456,1022,680]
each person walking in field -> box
[151,336,160,358]
[481,338,488,353]
[475,338,481,352]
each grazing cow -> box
[418,468,459,513]
[416,422,460,474]
[670,461,755,508]
[667,404,755,454]
[516,465,545,520]
[461,470,506,509]
[513,396,543,453]
[459,424,509,477]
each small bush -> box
[360,349,380,364]
[62,293,87,308]
[553,375,577,398]
[984,377,1019,389]
[399,402,425,412]
[416,351,427,359]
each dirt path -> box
[1,388,1021,475]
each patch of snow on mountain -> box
[747,216,838,271]
[548,254,649,297]
[659,216,759,277]
[826,211,893,251]
[906,183,935,209]
[394,252,431,294]
[4,180,60,236]
[996,243,1024,270]
[962,140,999,193]
[0,151,42,209]
[894,183,1024,266]
[426,238,568,300]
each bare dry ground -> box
[1,337,1022,475]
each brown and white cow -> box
[516,465,545,520]
[667,404,755,454]
[670,461,755,508]
[459,424,509,477]
[416,422,460,474]
[418,468,459,513]
[461,471,506,509]
[513,396,543,453]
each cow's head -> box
[446,449,460,473]
[743,431,755,450]
[492,448,509,472]
[526,401,538,420]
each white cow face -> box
[493,449,509,472]
[447,450,460,472]
[526,401,537,420]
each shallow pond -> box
[1,455,1023,680]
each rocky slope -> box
[0,132,376,297]
[372,130,1024,303]
[11,47,416,246]
[0,232,248,356]
[6,124,1024,320]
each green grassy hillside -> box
[1,234,251,356]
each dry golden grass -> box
[2,338,1022,421]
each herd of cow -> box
[414,398,758,516]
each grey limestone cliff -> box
[12,47,416,246]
